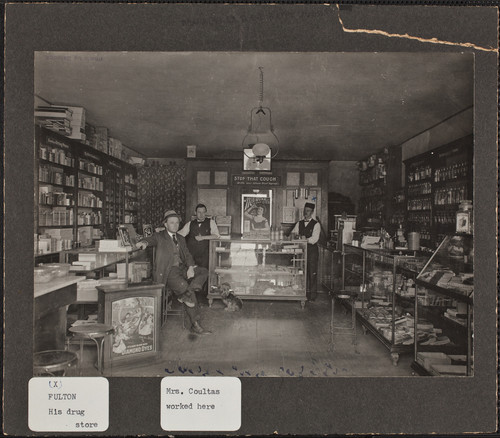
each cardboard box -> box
[416,352,451,370]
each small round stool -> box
[329,290,358,353]
[33,350,78,376]
[69,324,114,374]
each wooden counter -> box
[34,275,85,352]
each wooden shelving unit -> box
[35,125,138,256]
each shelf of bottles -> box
[123,171,138,225]
[36,126,141,251]
[39,139,75,168]
[39,165,75,187]
[404,136,472,248]
[78,158,103,176]
[77,210,102,226]
[39,206,74,227]
[389,191,406,229]
[78,174,103,192]
[115,173,124,226]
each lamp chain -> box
[258,66,264,107]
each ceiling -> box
[34,51,473,161]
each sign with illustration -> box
[111,296,155,358]
[241,191,272,240]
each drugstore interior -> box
[33,52,474,378]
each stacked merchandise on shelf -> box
[35,105,87,140]
[67,106,86,140]
[116,262,151,283]
[108,137,123,159]
[76,276,128,302]
[35,106,73,135]
[415,352,468,376]
[35,228,74,254]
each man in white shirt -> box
[291,202,321,302]
[177,204,220,305]
[177,203,220,269]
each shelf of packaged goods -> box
[39,203,73,208]
[39,224,74,229]
[38,181,75,189]
[35,250,66,257]
[214,268,303,276]
[406,193,433,199]
[415,278,473,305]
[77,205,103,211]
[77,168,103,178]
[208,293,305,302]
[340,299,414,356]
[77,188,103,195]
[407,177,432,184]
[359,177,386,187]
[39,158,74,170]
[433,176,470,186]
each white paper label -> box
[161,377,241,431]
[29,377,109,432]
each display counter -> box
[412,234,473,376]
[97,282,163,369]
[340,244,430,365]
[208,238,307,308]
[34,275,85,352]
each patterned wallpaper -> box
[137,164,186,231]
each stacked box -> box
[85,123,97,148]
[108,137,123,159]
[95,127,108,153]
[66,106,87,141]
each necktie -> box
[172,234,178,246]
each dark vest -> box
[298,219,319,259]
[299,219,317,239]
[186,218,211,267]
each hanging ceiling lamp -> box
[242,67,279,163]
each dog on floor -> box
[218,282,243,312]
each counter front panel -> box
[208,239,307,307]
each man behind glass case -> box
[291,202,321,302]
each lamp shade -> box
[252,143,270,157]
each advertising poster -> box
[241,192,272,239]
[111,297,155,358]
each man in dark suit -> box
[291,202,321,302]
[136,210,211,335]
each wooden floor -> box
[72,291,414,378]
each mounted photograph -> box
[32,51,474,379]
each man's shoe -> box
[191,321,212,335]
[177,292,195,308]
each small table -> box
[69,323,114,374]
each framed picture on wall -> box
[282,206,296,224]
[241,191,272,239]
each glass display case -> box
[341,244,430,365]
[208,239,307,308]
[412,234,473,376]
